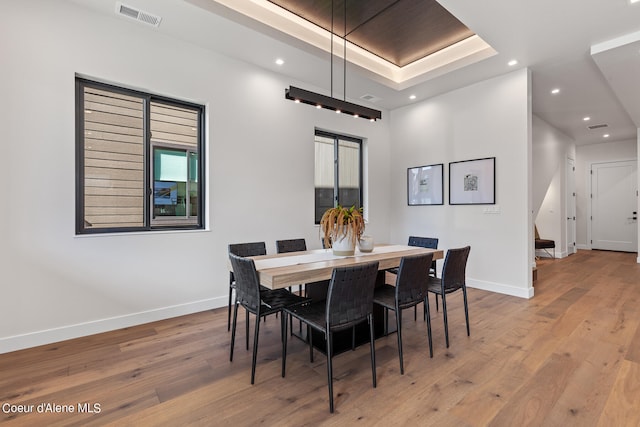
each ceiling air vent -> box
[115,2,162,28]
[587,123,608,130]
[360,94,381,103]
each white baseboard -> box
[467,278,534,299]
[0,297,226,355]
[576,244,590,250]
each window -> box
[76,78,204,234]
[314,130,363,224]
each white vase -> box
[332,228,355,256]
[359,235,374,252]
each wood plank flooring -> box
[1,250,639,426]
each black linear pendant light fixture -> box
[285,0,382,122]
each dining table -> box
[245,244,444,354]
[249,244,444,290]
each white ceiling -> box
[74,0,640,145]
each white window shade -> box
[155,149,187,182]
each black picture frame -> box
[407,163,444,205]
[449,157,495,205]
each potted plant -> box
[320,205,365,256]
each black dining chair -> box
[283,262,379,413]
[388,236,439,319]
[373,253,434,374]
[408,236,439,278]
[275,238,307,295]
[276,238,308,334]
[228,253,309,384]
[427,246,471,348]
[227,242,267,332]
[276,238,307,254]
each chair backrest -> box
[229,241,267,257]
[441,246,471,293]
[325,262,379,331]
[228,252,262,312]
[408,236,438,249]
[395,253,434,306]
[276,238,307,254]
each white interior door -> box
[566,157,576,255]
[591,160,638,252]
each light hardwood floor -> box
[1,250,639,426]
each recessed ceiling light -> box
[275,58,284,65]
[507,59,518,66]
[583,116,591,121]
[630,0,640,4]
[409,94,416,100]
[603,134,610,138]
[336,109,341,114]
[551,88,560,94]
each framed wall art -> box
[407,163,444,206]
[449,157,495,205]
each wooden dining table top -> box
[247,244,444,290]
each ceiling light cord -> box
[343,0,347,101]
[330,0,334,99]
[283,0,381,121]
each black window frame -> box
[314,129,364,224]
[75,77,205,234]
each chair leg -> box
[463,286,470,337]
[396,307,404,374]
[327,331,334,413]
[227,283,233,332]
[250,312,261,385]
[442,293,449,348]
[383,307,389,335]
[282,312,287,378]
[289,310,293,336]
[352,327,356,351]
[230,301,239,362]
[368,314,377,388]
[414,305,417,321]
[246,309,250,351]
[424,296,433,358]
[308,324,314,363]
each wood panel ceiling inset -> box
[268,0,475,67]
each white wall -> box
[532,115,576,258]
[575,139,637,249]
[389,69,533,298]
[0,0,392,352]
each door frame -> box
[587,158,638,251]
[566,157,576,255]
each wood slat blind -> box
[83,87,144,229]
[150,103,198,146]
[314,135,360,188]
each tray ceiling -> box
[267,0,475,67]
